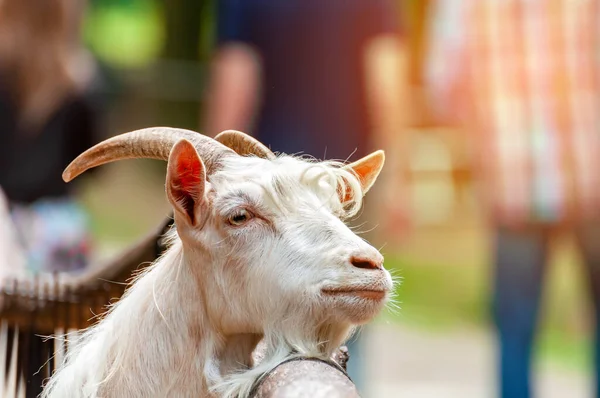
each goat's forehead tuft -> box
[214,155,339,190]
[211,154,364,218]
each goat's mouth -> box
[321,288,387,301]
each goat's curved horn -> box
[62,127,236,182]
[214,130,276,159]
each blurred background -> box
[1,0,599,397]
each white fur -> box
[41,154,393,398]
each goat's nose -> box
[350,255,383,271]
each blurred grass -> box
[381,245,593,373]
[84,0,165,69]
[76,162,171,258]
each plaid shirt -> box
[425,0,600,226]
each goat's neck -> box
[102,246,265,394]
[97,247,218,395]
[46,244,256,397]
[219,333,263,375]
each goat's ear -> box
[166,139,207,226]
[342,150,385,198]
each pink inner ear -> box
[176,152,202,194]
[171,149,204,223]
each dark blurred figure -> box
[204,0,407,393]
[0,0,103,276]
[204,0,405,161]
[426,1,600,397]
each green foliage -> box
[84,0,166,68]
[381,254,489,329]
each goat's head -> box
[63,128,392,342]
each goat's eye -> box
[228,209,253,226]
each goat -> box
[40,127,393,398]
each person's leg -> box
[574,223,600,398]
[492,226,549,398]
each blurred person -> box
[425,1,600,397]
[0,1,106,396]
[0,0,104,277]
[203,0,409,393]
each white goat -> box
[40,127,393,398]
